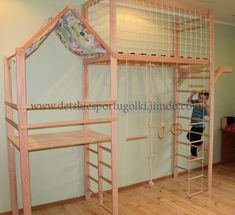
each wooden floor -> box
[33,163,235,215]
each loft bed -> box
[4,5,118,215]
[4,1,232,215]
[81,0,232,198]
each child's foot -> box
[189,155,197,160]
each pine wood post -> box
[208,9,215,192]
[16,49,32,215]
[110,0,118,214]
[4,58,19,215]
[173,19,180,177]
[82,6,91,201]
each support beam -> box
[208,9,215,193]
[16,49,32,215]
[110,1,118,214]
[4,58,19,215]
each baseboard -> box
[0,161,221,215]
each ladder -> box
[85,142,114,213]
[174,64,210,197]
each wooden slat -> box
[25,100,117,110]
[27,118,114,130]
[87,148,98,154]
[178,68,208,73]
[5,117,19,130]
[85,54,110,65]
[177,76,210,79]
[189,174,204,181]
[5,101,18,110]
[126,135,147,141]
[117,53,209,65]
[9,130,111,151]
[188,190,203,198]
[178,128,209,137]
[88,176,98,184]
[101,191,112,199]
[100,161,112,169]
[177,89,208,93]
[100,146,111,153]
[178,115,209,123]
[101,204,112,213]
[189,156,204,162]
[101,176,112,185]
[87,162,98,169]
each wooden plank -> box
[208,9,215,192]
[126,135,147,141]
[16,49,32,215]
[85,54,110,65]
[25,100,117,110]
[117,53,209,65]
[5,101,18,110]
[9,130,111,151]
[5,117,19,130]
[27,118,114,130]
[4,58,19,215]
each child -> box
[186,90,209,157]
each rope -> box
[158,62,166,139]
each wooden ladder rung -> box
[5,117,19,130]
[88,176,98,184]
[176,141,202,147]
[177,76,210,79]
[101,204,112,213]
[176,165,188,171]
[177,90,206,93]
[189,174,204,181]
[88,188,98,198]
[176,153,189,159]
[179,129,209,137]
[101,176,112,185]
[126,135,147,141]
[100,146,111,153]
[189,84,205,88]
[87,148,98,154]
[100,161,112,169]
[190,122,207,126]
[87,162,98,169]
[176,165,194,173]
[101,191,112,199]
[188,190,203,198]
[189,156,204,162]
[177,115,209,123]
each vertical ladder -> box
[173,64,210,197]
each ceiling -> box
[178,0,235,26]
